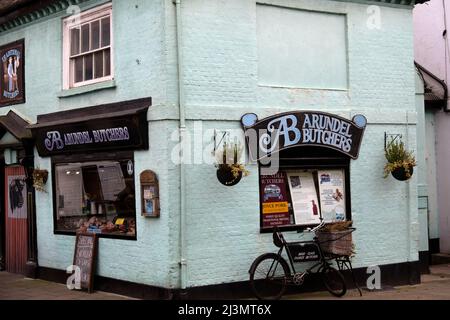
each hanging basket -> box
[391,165,414,181]
[216,165,243,187]
[32,169,49,192]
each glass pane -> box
[104,49,111,76]
[74,57,83,83]
[101,17,111,47]
[54,160,136,238]
[81,23,90,53]
[70,28,80,56]
[91,20,100,50]
[94,51,104,79]
[85,54,93,81]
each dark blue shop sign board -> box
[30,105,149,157]
[241,111,367,160]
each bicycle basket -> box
[316,228,354,256]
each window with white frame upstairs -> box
[63,3,113,89]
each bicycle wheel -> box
[249,253,290,300]
[321,265,347,297]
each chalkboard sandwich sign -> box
[73,233,98,293]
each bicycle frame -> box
[274,230,331,279]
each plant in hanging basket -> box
[32,169,49,193]
[215,140,249,186]
[384,138,416,181]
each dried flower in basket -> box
[32,169,48,193]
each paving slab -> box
[285,264,450,300]
[0,272,135,300]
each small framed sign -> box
[73,233,98,293]
[0,39,25,107]
[140,170,160,218]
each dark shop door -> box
[4,166,27,274]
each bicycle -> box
[249,222,348,300]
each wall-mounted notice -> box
[318,170,346,222]
[287,171,321,226]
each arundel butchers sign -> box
[241,111,367,160]
[30,108,149,157]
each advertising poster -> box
[8,175,27,219]
[260,172,291,227]
[287,171,321,225]
[318,170,346,222]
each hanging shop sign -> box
[31,112,149,157]
[0,39,25,107]
[260,172,291,227]
[241,111,367,160]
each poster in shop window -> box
[260,172,291,227]
[287,171,321,226]
[8,175,27,219]
[317,170,346,222]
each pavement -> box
[0,272,134,300]
[0,264,450,300]
[285,264,450,300]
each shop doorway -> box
[0,111,36,276]
[4,165,28,274]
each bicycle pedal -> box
[293,272,307,285]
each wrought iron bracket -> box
[384,132,403,151]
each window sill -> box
[58,80,116,98]
[54,231,137,241]
[260,224,320,234]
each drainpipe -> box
[174,0,187,293]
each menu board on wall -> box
[318,170,346,222]
[287,171,321,226]
[260,172,291,227]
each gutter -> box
[415,61,449,111]
[174,0,188,293]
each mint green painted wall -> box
[0,0,181,288]
[0,0,419,289]
[179,0,419,287]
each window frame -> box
[51,151,137,241]
[62,3,114,90]
[259,153,352,234]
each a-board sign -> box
[73,233,98,293]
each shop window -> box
[63,3,113,89]
[259,147,351,232]
[53,155,136,239]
